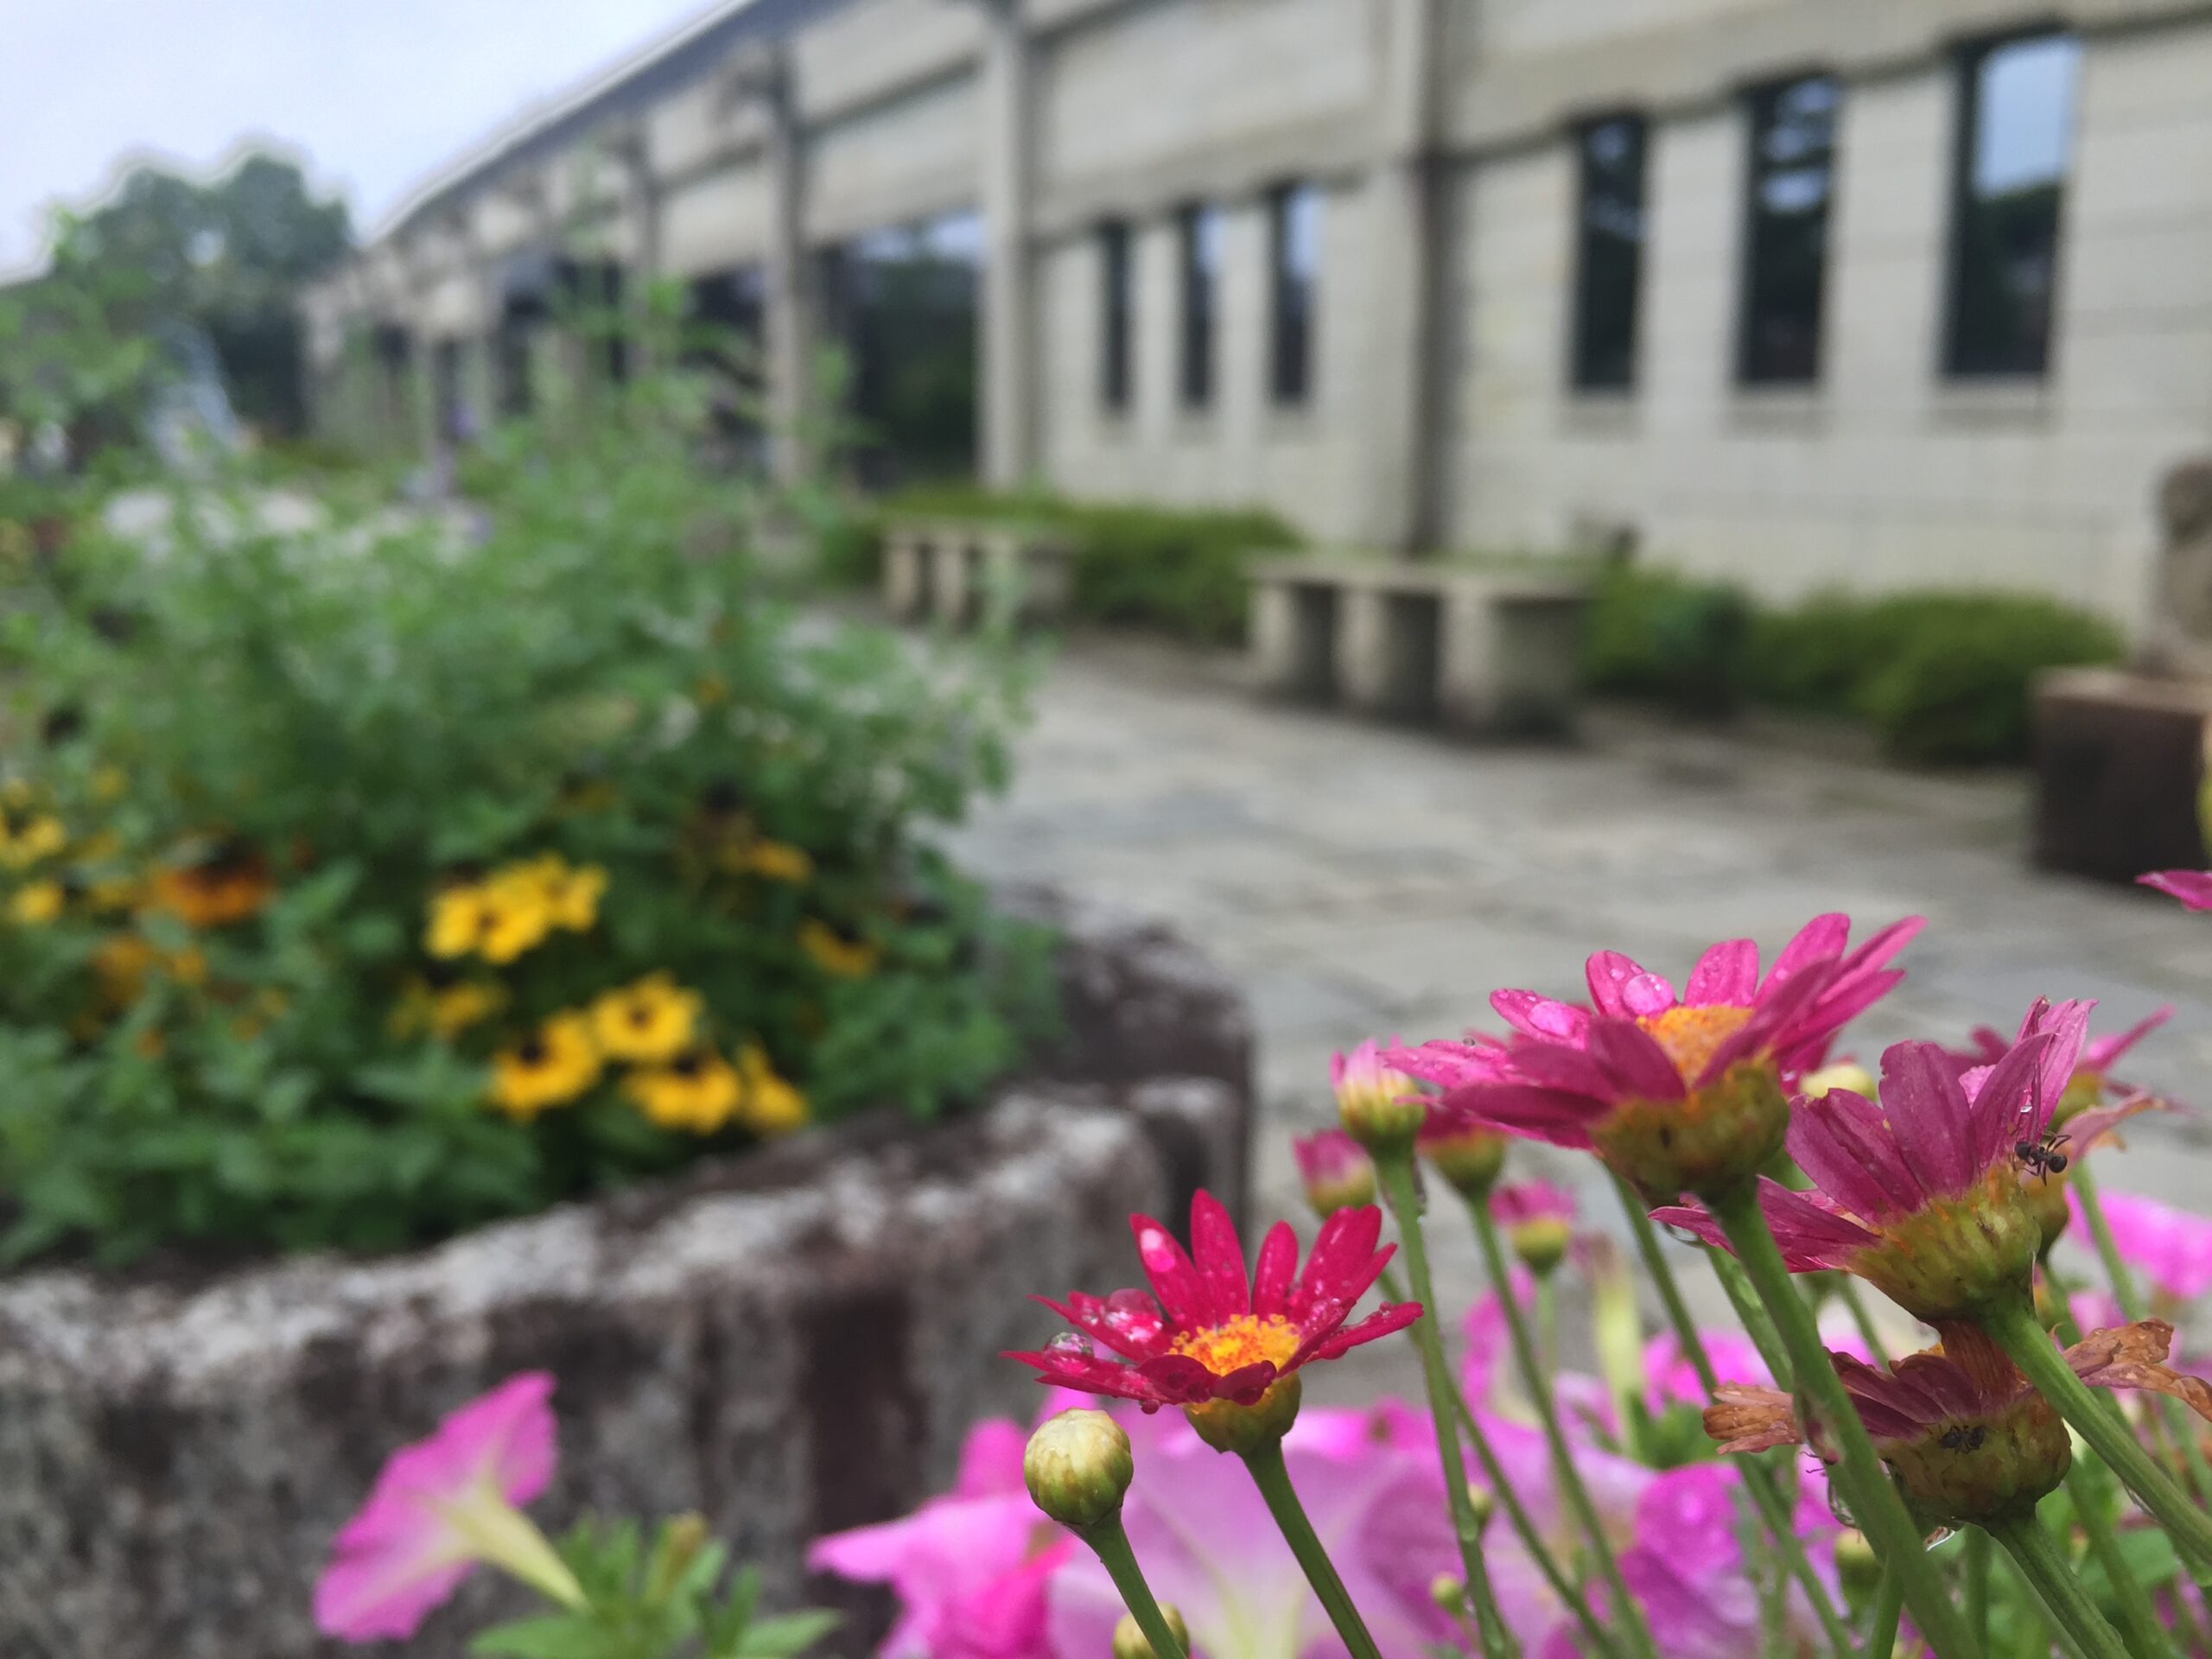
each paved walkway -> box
[950,634,2212,1393]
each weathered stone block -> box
[2032,666,2212,884]
[1249,574,1337,701]
[0,896,1250,1659]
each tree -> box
[49,150,352,435]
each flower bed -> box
[0,893,1252,1658]
[0,397,1047,1266]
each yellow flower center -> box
[1637,1003,1754,1079]
[1169,1313,1301,1376]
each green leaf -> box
[730,1610,840,1659]
[469,1613,620,1659]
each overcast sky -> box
[0,0,725,275]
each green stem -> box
[1081,1514,1188,1659]
[1241,1438,1385,1659]
[1372,1154,1518,1659]
[1471,1203,1660,1659]
[1865,1567,1904,1659]
[1709,1185,1981,1659]
[1982,1295,2212,1578]
[1394,1250,1622,1659]
[2064,1464,2182,1659]
[1535,1276,1558,1382]
[2071,1165,2212,1510]
[1986,1511,2132,1659]
[1707,1242,1793,1387]
[1964,1527,1991,1649]
[1993,1537,2052,1659]
[1611,1177,1856,1659]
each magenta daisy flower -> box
[2139,869,2212,911]
[1007,1191,1421,1417]
[1656,1002,2088,1323]
[1291,1128,1376,1217]
[1707,1322,2212,1529]
[1390,913,1919,1200]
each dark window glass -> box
[1570,117,1648,391]
[1099,221,1133,412]
[685,267,766,443]
[820,213,981,486]
[1179,203,1221,410]
[1944,32,2080,378]
[1738,75,1839,385]
[1268,183,1319,405]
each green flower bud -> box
[1333,1043,1425,1153]
[1421,1126,1506,1200]
[1112,1605,1189,1659]
[1508,1217,1571,1277]
[1464,1482,1496,1534]
[1427,1573,1467,1614]
[1183,1372,1302,1455]
[1024,1409,1134,1530]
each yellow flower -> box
[589,973,702,1065]
[425,882,494,958]
[144,842,274,928]
[91,933,204,1007]
[800,918,878,979]
[11,880,63,925]
[730,839,814,884]
[537,859,607,933]
[391,976,508,1041]
[488,1013,601,1121]
[623,1047,743,1134]
[737,1043,808,1135]
[476,880,555,966]
[0,813,67,870]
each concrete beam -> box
[976,0,1036,486]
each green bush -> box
[1581,563,1752,716]
[877,488,1301,643]
[0,377,1043,1265]
[1859,595,2121,765]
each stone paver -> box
[950,635,2212,1399]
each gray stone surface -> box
[950,634,2212,1398]
[0,901,1250,1659]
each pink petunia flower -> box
[1388,915,1918,1200]
[1708,1322,2212,1529]
[810,1416,1071,1659]
[2068,1186,2212,1302]
[313,1372,581,1643]
[2139,869,2212,911]
[1291,1128,1376,1217]
[1007,1191,1421,1410]
[1656,1005,2088,1324]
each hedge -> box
[1586,565,2123,764]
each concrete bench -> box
[1249,556,1589,736]
[881,517,1077,630]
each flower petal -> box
[2139,869,2212,911]
[1034,1290,1172,1361]
[1703,1384,1801,1455]
[1787,1087,1923,1223]
[1005,1346,1179,1405]
[1293,1300,1423,1367]
[1685,939,1759,1007]
[1878,1040,1980,1197]
[1249,1221,1299,1319]
[1491,990,1592,1045]
[1586,1016,1687,1102]
[1587,950,1659,1018]
[1442,1082,1608,1147]
[1128,1212,1209,1331]
[1186,1191,1250,1323]
[2067,1319,2212,1424]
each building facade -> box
[305,0,2212,625]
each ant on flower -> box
[2012,1126,2071,1179]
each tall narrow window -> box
[1099,221,1133,413]
[1944,31,2081,378]
[1738,75,1839,385]
[1569,117,1648,391]
[1178,203,1221,410]
[1268,183,1319,405]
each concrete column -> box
[1355,0,1448,555]
[612,125,662,372]
[726,44,813,485]
[976,0,1036,487]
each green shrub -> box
[1859,595,2121,765]
[1580,563,1752,716]
[0,380,1042,1265]
[878,488,1300,643]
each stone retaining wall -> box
[0,894,1250,1659]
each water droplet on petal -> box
[1047,1332,1095,1359]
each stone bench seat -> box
[1249,556,1589,737]
[882,517,1077,630]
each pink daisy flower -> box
[2068,1187,2212,1302]
[2139,869,2212,911]
[1656,1004,2087,1324]
[1707,1322,2212,1529]
[313,1372,581,1643]
[1007,1190,1421,1411]
[1391,914,1919,1200]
